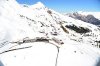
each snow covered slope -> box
[0,0,100,66]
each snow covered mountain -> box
[66,12,100,26]
[0,0,100,66]
[78,11,100,20]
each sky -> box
[16,0,100,13]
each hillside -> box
[0,0,100,66]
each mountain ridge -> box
[66,12,100,26]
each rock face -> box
[0,0,100,66]
[67,12,100,25]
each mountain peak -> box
[36,2,44,6]
[29,2,45,9]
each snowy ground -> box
[0,0,100,66]
[0,42,100,66]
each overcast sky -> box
[16,0,100,13]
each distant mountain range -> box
[66,12,100,26]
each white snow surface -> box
[0,0,100,66]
